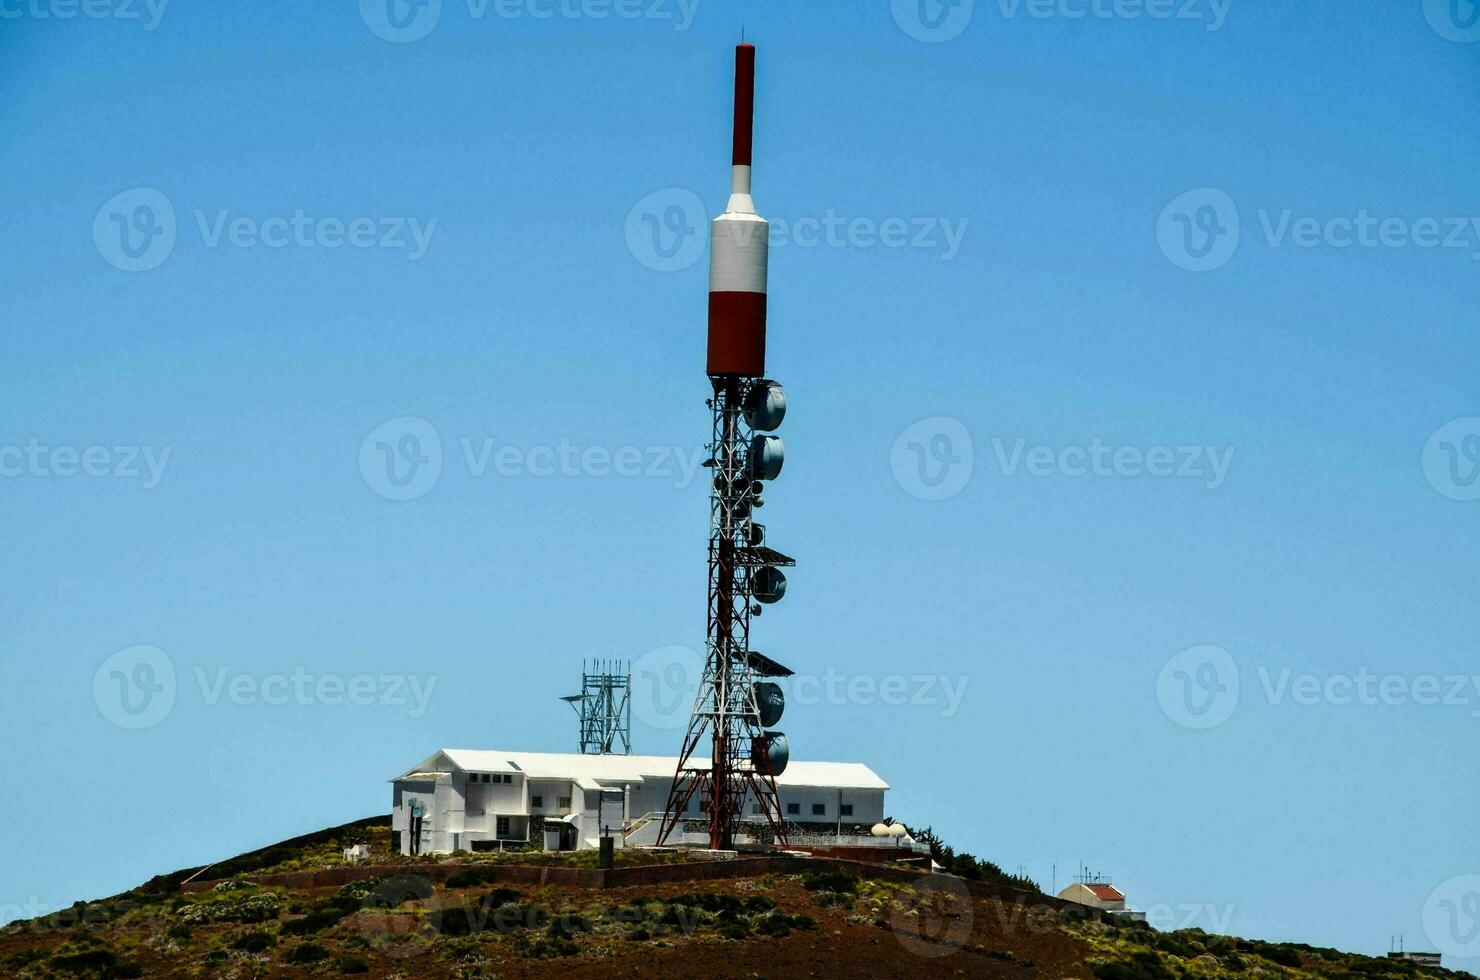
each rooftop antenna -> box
[561,659,632,755]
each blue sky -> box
[4,0,1480,967]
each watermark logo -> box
[892,0,974,42]
[768,212,968,259]
[1157,645,1239,730]
[361,0,699,42]
[1157,187,1240,272]
[0,0,168,29]
[93,645,176,730]
[94,648,439,730]
[194,666,437,718]
[93,189,437,270]
[1425,875,1480,957]
[784,669,970,719]
[359,419,706,500]
[1160,189,1480,270]
[93,188,176,273]
[626,188,707,272]
[361,0,443,42]
[890,874,973,956]
[891,417,974,500]
[1258,667,1480,714]
[995,0,1230,31]
[360,416,444,501]
[0,440,172,488]
[1425,0,1480,43]
[990,437,1235,489]
[1423,417,1480,501]
[632,644,702,729]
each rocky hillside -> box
[0,817,1466,979]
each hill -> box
[1,817,1466,979]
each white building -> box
[1057,881,1148,923]
[391,748,889,855]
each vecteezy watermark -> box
[93,645,177,730]
[631,644,971,730]
[93,187,437,272]
[1158,187,1480,271]
[892,0,975,42]
[0,0,168,29]
[1157,645,1240,730]
[0,439,171,488]
[891,417,974,501]
[1143,903,1236,933]
[0,898,56,930]
[91,645,439,728]
[891,0,1230,43]
[1425,0,1480,44]
[358,416,707,501]
[1159,645,1480,730]
[995,0,1230,30]
[194,666,437,717]
[624,189,970,272]
[1257,667,1480,716]
[92,187,176,272]
[992,437,1236,490]
[632,644,702,729]
[360,0,699,43]
[625,188,708,273]
[1425,875,1480,958]
[890,875,973,957]
[1156,187,1240,272]
[1423,417,1480,501]
[359,417,444,502]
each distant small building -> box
[1058,875,1148,922]
[1058,882,1127,911]
[1386,951,1442,967]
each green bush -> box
[547,913,593,941]
[1091,952,1177,980]
[446,867,498,889]
[286,942,332,964]
[480,887,523,909]
[229,929,277,953]
[801,870,858,894]
[49,948,119,976]
[432,905,485,937]
[754,912,816,938]
[513,932,578,959]
[335,954,370,974]
[362,874,436,910]
[1260,945,1303,968]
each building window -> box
[496,816,510,837]
[840,804,853,816]
[786,803,800,815]
[751,804,762,815]
[557,796,572,810]
[532,795,543,808]
[812,803,825,816]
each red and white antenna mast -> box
[659,43,794,851]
